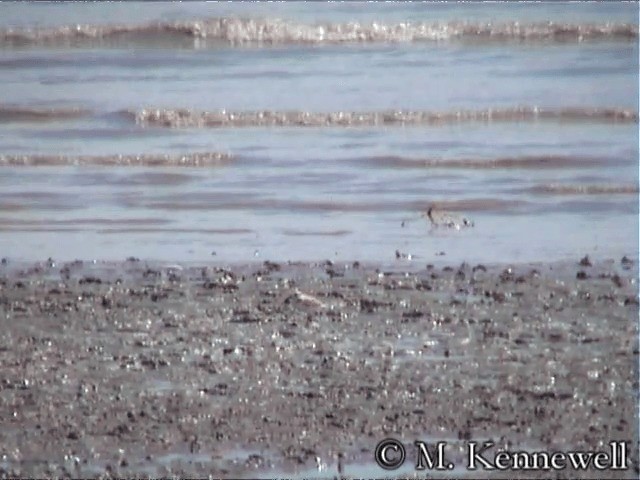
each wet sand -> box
[0,256,637,479]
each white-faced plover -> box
[423,205,474,230]
[283,288,327,309]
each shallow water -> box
[0,3,637,265]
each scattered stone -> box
[612,274,625,288]
[579,255,592,267]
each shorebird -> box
[283,288,327,309]
[423,205,474,230]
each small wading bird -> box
[422,205,474,230]
[400,204,474,230]
[283,288,327,309]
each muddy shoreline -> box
[0,256,638,479]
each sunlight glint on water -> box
[0,2,637,265]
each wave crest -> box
[1,18,636,46]
[0,152,233,167]
[132,106,639,128]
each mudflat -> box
[0,257,637,479]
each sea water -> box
[0,2,637,265]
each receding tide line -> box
[0,152,233,167]
[131,106,639,128]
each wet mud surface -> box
[0,256,638,479]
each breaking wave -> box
[131,106,638,128]
[3,105,636,127]
[0,152,233,167]
[1,18,636,47]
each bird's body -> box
[287,288,327,309]
[424,206,474,230]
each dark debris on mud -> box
[0,257,637,479]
